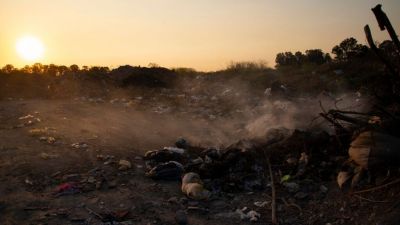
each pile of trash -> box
[143,140,268,195]
[143,119,400,199]
[138,87,400,224]
[143,128,339,197]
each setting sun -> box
[16,36,44,62]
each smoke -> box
[20,74,371,154]
[243,94,369,138]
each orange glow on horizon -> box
[0,0,399,71]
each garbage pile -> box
[143,128,339,196]
[141,110,400,225]
[144,141,267,194]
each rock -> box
[119,160,132,170]
[175,210,188,225]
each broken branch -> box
[266,156,277,225]
[352,178,400,194]
[364,24,398,76]
[372,4,400,53]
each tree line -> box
[275,37,395,67]
[1,37,397,75]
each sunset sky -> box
[1,0,399,71]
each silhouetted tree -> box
[32,63,43,74]
[305,49,326,65]
[275,52,297,67]
[57,65,69,76]
[88,66,110,76]
[226,61,268,73]
[21,65,32,73]
[1,64,15,73]
[277,49,330,67]
[324,53,332,63]
[379,40,398,57]
[46,64,58,76]
[332,37,369,61]
[69,64,80,73]
[294,51,306,65]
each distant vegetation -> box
[0,37,398,99]
[274,37,375,67]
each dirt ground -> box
[0,99,399,225]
